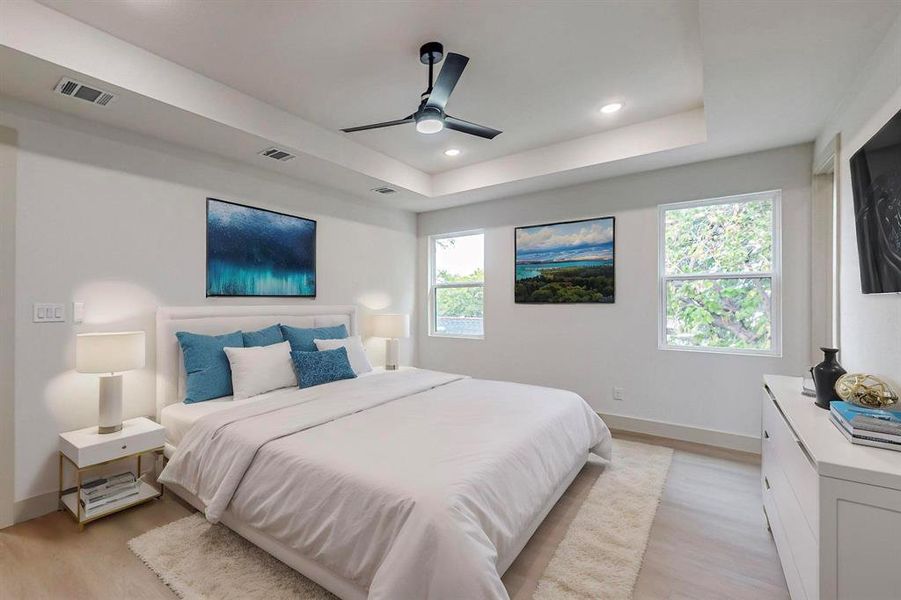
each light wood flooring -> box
[1,432,788,600]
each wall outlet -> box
[33,303,65,323]
[613,386,624,401]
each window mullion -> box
[433,282,484,290]
[663,272,774,281]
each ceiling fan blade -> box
[444,115,502,139]
[341,115,414,133]
[426,53,469,110]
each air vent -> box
[371,187,397,195]
[54,78,116,106]
[258,147,296,162]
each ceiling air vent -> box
[371,186,397,195]
[258,147,296,162]
[54,78,116,106]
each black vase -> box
[810,347,846,410]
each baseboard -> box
[11,490,59,525]
[599,412,761,454]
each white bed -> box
[160,371,380,451]
[155,305,611,600]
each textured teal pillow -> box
[280,324,347,353]
[291,347,356,388]
[176,330,244,403]
[243,324,284,347]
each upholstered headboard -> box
[155,305,357,418]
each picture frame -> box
[206,198,317,297]
[514,216,615,304]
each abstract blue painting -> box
[206,198,316,297]
[515,216,614,303]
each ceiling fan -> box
[341,42,502,140]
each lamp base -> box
[98,374,124,435]
[385,338,400,371]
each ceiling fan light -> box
[600,102,624,114]
[416,116,444,134]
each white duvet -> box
[160,368,611,600]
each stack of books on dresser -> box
[830,401,901,452]
[79,472,140,516]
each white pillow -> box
[224,341,297,400]
[314,335,372,375]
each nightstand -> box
[58,417,165,530]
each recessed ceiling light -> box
[444,149,461,157]
[600,102,624,114]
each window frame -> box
[428,230,485,339]
[657,190,783,357]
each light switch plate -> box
[73,302,85,324]
[33,303,65,323]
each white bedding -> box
[161,371,380,446]
[162,394,235,446]
[160,368,611,600]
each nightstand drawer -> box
[59,417,165,467]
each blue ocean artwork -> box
[207,199,316,297]
[515,217,615,303]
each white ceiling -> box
[2,0,900,212]
[34,0,704,175]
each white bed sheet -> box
[161,371,380,447]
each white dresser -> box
[762,375,901,600]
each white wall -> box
[0,126,16,527]
[2,99,417,511]
[815,12,901,389]
[418,144,813,448]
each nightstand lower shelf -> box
[61,480,161,526]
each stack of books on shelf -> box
[830,401,901,452]
[79,472,140,516]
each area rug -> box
[129,439,672,600]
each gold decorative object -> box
[835,373,899,409]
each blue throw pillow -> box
[281,324,347,353]
[291,347,356,389]
[176,330,244,403]
[243,324,284,347]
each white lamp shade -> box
[369,314,410,339]
[76,331,146,374]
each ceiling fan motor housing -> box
[417,106,444,120]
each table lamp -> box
[76,331,145,434]
[370,314,410,371]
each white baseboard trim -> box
[600,412,761,454]
[12,490,59,525]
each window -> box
[659,190,781,355]
[429,231,484,338]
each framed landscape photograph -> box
[206,198,316,297]
[515,216,615,303]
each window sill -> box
[658,344,782,358]
[429,333,484,340]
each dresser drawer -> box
[763,386,819,537]
[765,455,819,600]
[763,470,808,600]
[59,418,165,468]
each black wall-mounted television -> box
[850,108,901,294]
